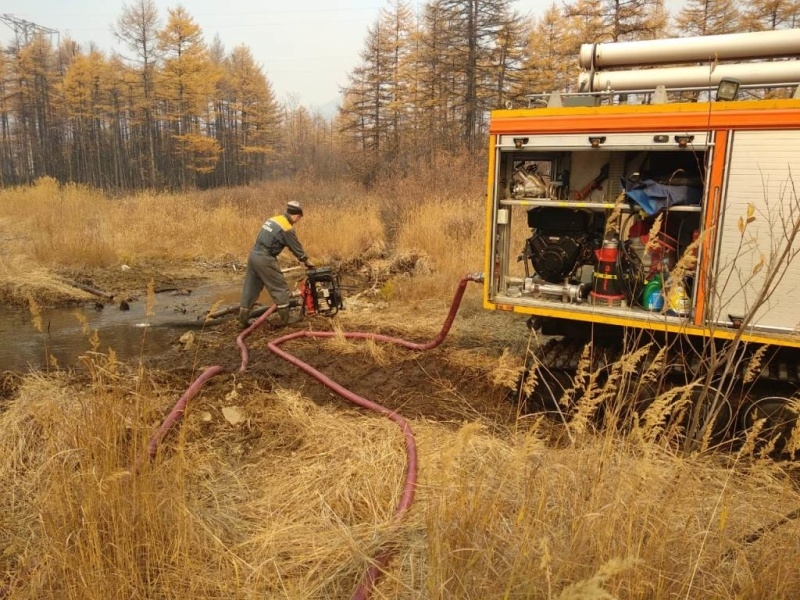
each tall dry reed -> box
[0,171,485,304]
[3,350,799,599]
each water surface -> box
[1,283,242,372]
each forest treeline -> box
[1,0,797,191]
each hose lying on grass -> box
[135,273,484,599]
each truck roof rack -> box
[523,82,800,108]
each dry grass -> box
[0,253,95,305]
[2,359,799,599]
[3,172,800,598]
[0,171,483,305]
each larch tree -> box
[381,0,416,162]
[394,12,444,162]
[282,96,315,175]
[113,0,162,187]
[338,35,388,185]
[485,8,530,112]
[563,0,607,54]
[10,36,62,181]
[739,0,799,99]
[564,0,667,44]
[282,97,344,180]
[156,6,221,187]
[510,4,576,104]
[411,1,461,153]
[741,0,800,30]
[0,46,14,185]
[208,34,231,183]
[338,65,371,154]
[674,0,743,35]
[60,48,116,187]
[224,44,281,184]
[436,0,520,152]
[104,54,136,190]
[308,111,343,180]
[339,3,414,183]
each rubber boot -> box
[277,306,292,326]
[238,307,251,329]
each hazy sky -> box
[0,1,681,109]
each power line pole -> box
[0,14,59,50]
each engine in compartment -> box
[524,207,604,284]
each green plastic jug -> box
[642,275,664,311]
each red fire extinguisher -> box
[590,238,626,306]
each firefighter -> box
[238,200,315,328]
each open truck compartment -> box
[489,132,707,324]
[483,29,800,453]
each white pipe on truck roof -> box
[580,29,800,70]
[578,60,800,93]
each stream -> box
[1,282,243,372]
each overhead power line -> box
[0,14,59,49]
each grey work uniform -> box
[240,213,309,310]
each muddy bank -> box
[2,250,467,373]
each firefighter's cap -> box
[286,200,303,216]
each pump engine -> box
[300,267,344,317]
[525,207,603,284]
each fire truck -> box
[483,29,800,445]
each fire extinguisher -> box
[589,238,626,306]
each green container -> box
[642,275,664,311]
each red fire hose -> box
[132,305,278,472]
[137,273,483,598]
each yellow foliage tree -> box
[156,6,221,185]
[221,44,281,180]
[173,132,222,174]
[674,0,742,35]
[512,4,576,101]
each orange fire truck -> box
[483,29,800,443]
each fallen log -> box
[70,281,114,300]
[202,306,237,320]
[202,305,269,321]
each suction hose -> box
[134,273,483,599]
[269,272,483,599]
[131,304,277,473]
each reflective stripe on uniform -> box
[261,214,292,233]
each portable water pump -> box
[299,267,344,317]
